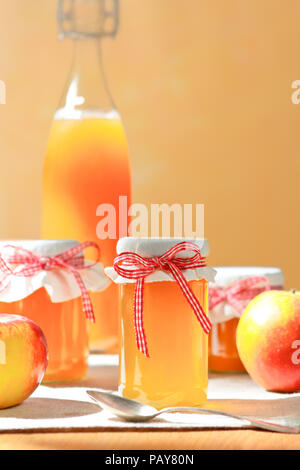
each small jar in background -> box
[208,266,284,373]
[0,240,109,382]
[106,237,215,410]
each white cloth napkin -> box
[0,355,299,432]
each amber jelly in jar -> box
[105,237,216,410]
[209,266,284,373]
[0,240,109,382]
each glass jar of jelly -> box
[209,266,284,373]
[0,240,108,382]
[105,237,215,410]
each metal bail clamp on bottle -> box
[42,0,132,353]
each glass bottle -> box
[41,0,131,353]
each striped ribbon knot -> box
[113,241,211,358]
[0,241,101,322]
[209,276,271,314]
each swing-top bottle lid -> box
[57,0,119,39]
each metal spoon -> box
[87,389,300,433]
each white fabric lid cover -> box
[210,266,284,288]
[0,239,109,303]
[105,237,216,284]
[209,266,284,324]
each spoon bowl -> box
[87,389,158,422]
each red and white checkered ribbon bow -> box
[114,241,211,357]
[209,276,272,314]
[0,241,100,322]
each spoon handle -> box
[158,407,300,434]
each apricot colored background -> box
[0,0,299,287]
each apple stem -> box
[291,289,296,294]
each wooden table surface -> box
[1,430,300,450]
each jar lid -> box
[209,266,284,324]
[117,237,210,258]
[106,237,216,284]
[0,239,109,303]
[211,266,284,287]
[0,239,78,257]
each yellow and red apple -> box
[0,314,48,408]
[236,290,300,392]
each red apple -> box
[0,314,48,408]
[236,290,300,392]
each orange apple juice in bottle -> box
[42,0,131,352]
[106,238,216,409]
